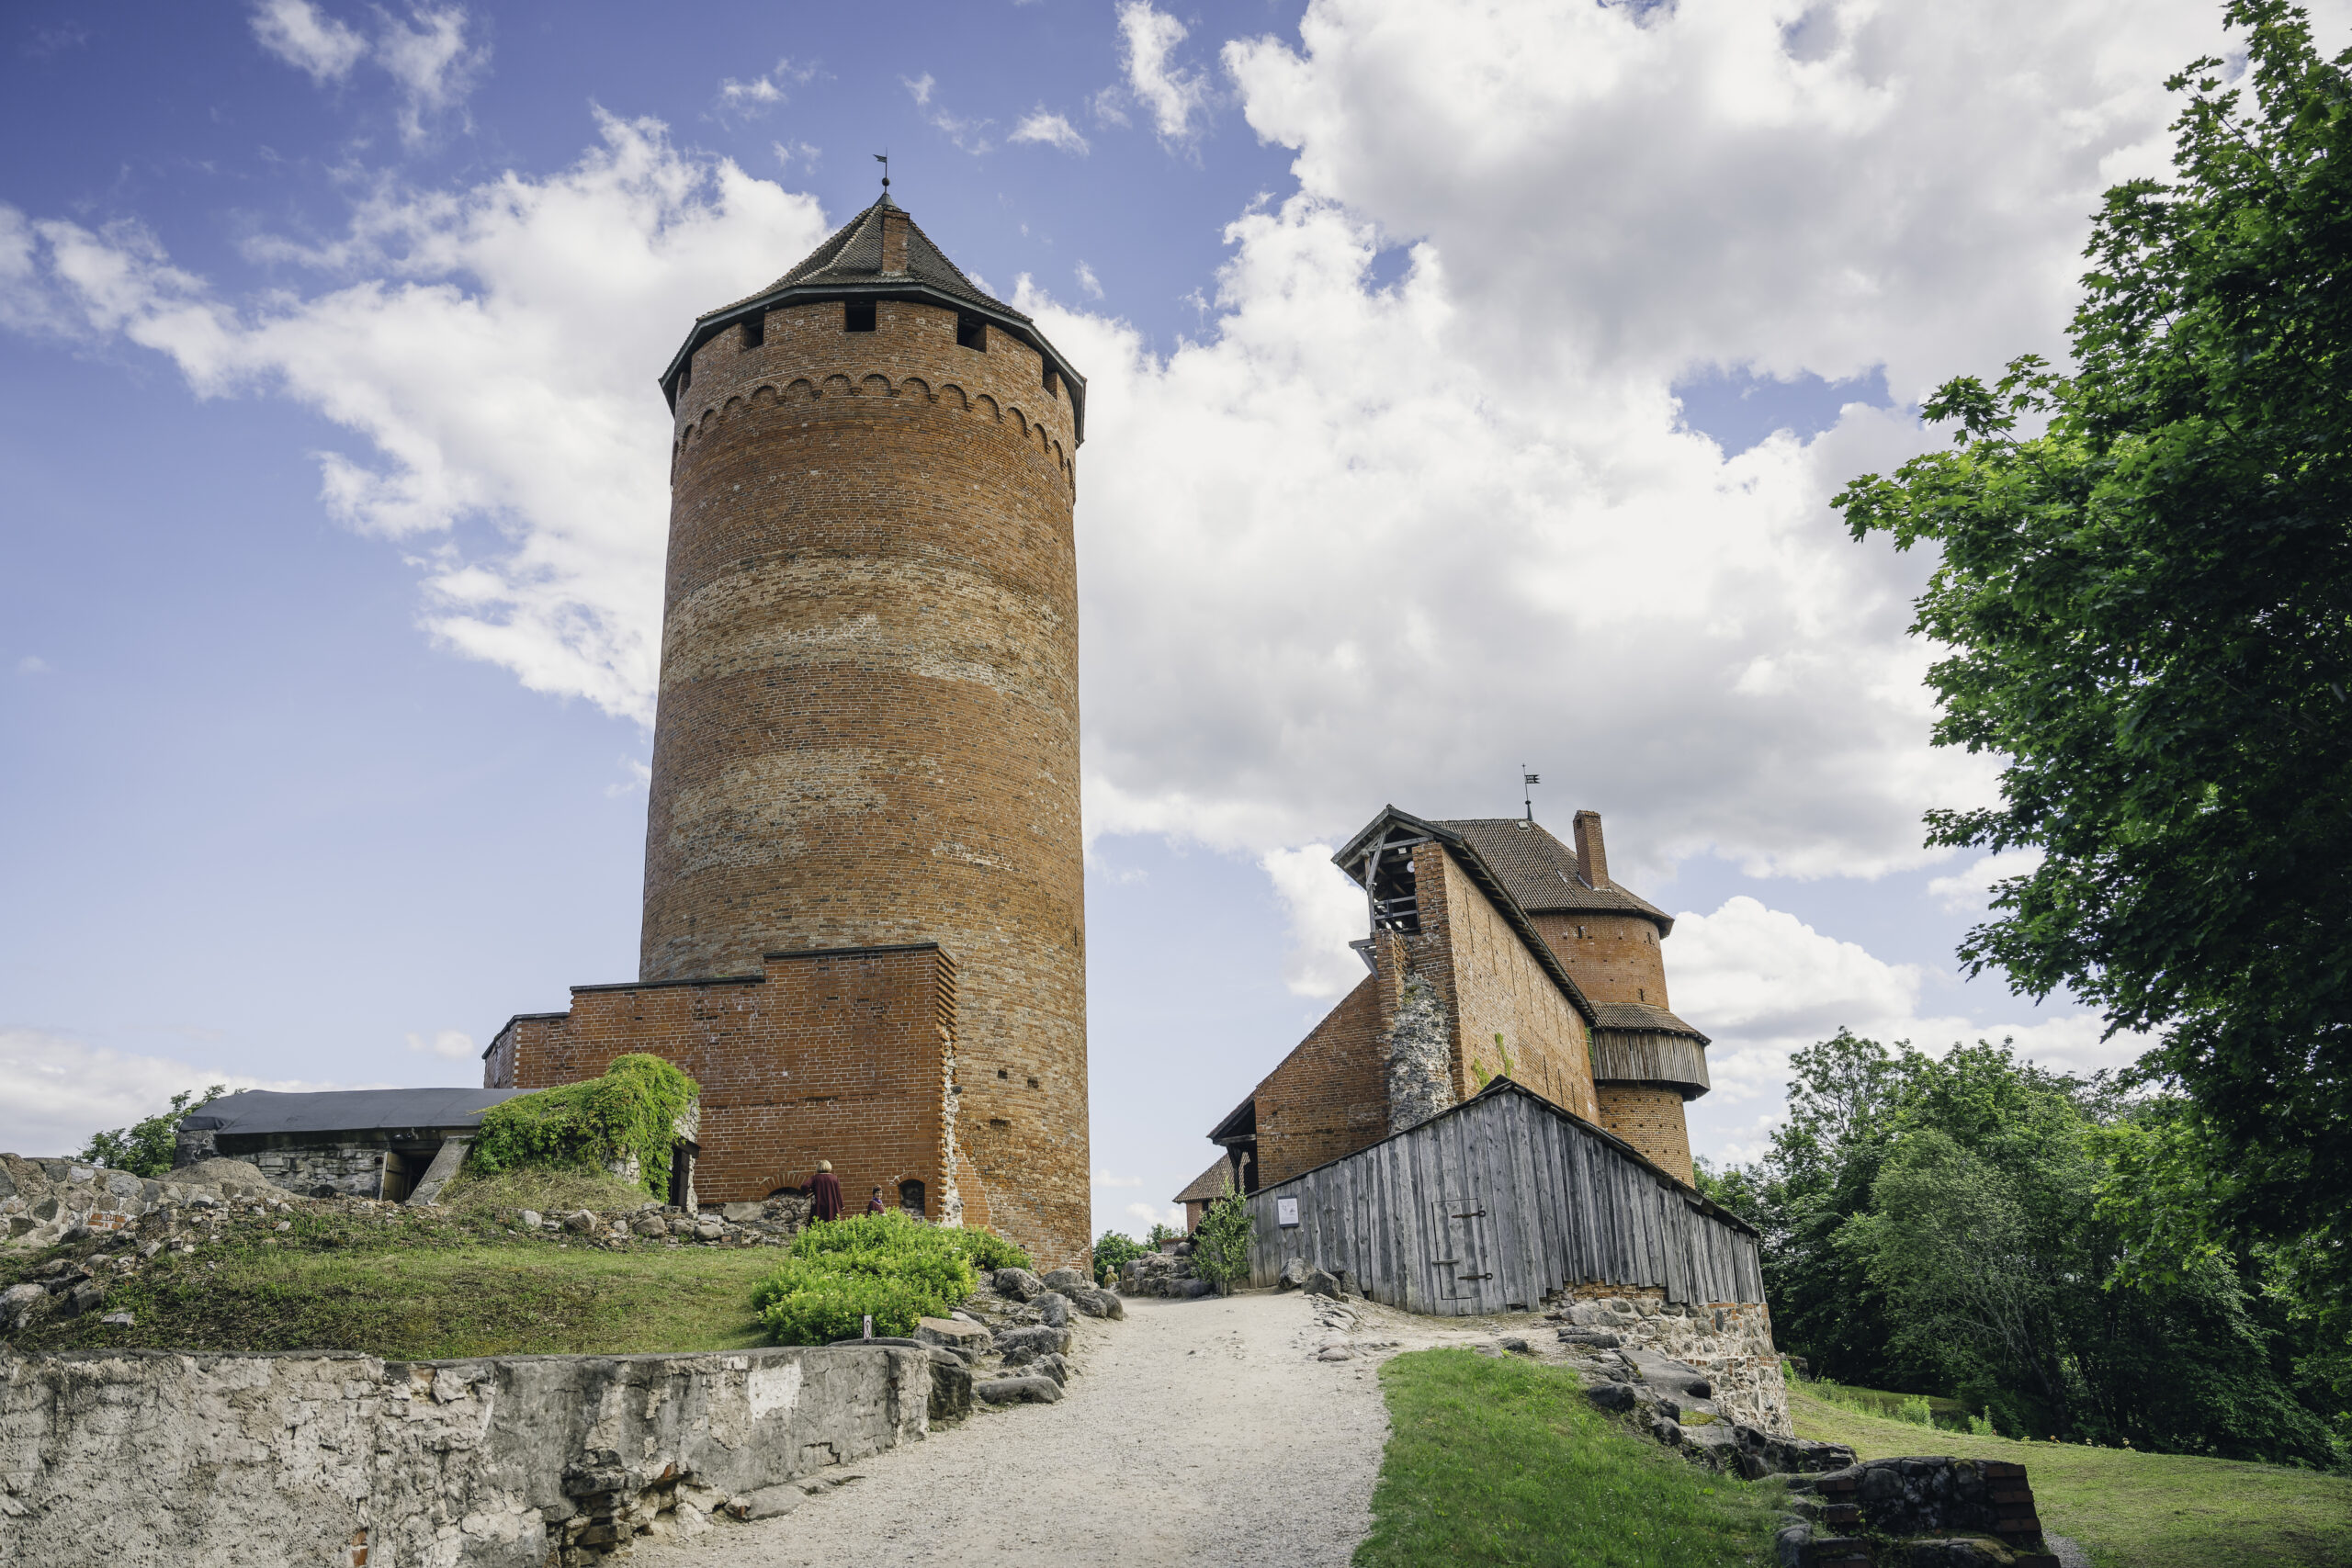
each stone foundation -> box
[1549,1285,1790,1435]
[0,1343,927,1567]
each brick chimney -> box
[879,207,910,275]
[1573,810,1609,889]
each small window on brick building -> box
[1026,1077,1039,1089]
[1577,925,1588,939]
[956,314,986,351]
[1043,364,1058,397]
[899,1179,925,1217]
[844,300,876,332]
[997,1067,1010,1078]
[741,312,764,349]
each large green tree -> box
[1834,1,2352,1266]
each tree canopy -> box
[1833,1,2352,1282]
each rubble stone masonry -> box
[638,296,1087,1267]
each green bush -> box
[1091,1229,1150,1287]
[751,1210,1029,1345]
[83,1085,226,1178]
[467,1055,698,1201]
[1896,1394,1936,1427]
[1192,1188,1255,1295]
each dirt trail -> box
[649,1291,1408,1567]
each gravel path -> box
[649,1291,1393,1567]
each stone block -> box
[974,1376,1061,1405]
[914,1316,990,1352]
[992,1267,1046,1302]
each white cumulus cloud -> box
[1928,847,2046,913]
[404,1029,479,1061]
[1009,108,1091,155]
[1116,1,1214,143]
[1262,843,1369,998]
[249,0,366,83]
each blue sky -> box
[6,0,2324,1235]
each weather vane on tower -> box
[1522,765,1541,822]
[874,152,889,194]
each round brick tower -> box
[645,194,1088,1266]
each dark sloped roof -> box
[1330,807,1599,1025]
[1590,1000,1709,1044]
[1173,1157,1234,1204]
[661,193,1086,437]
[1437,818,1673,933]
[180,1088,532,1137]
[732,195,1001,315]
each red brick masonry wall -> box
[1252,976,1388,1187]
[488,944,960,1219]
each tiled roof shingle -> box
[1435,818,1674,933]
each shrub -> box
[752,1210,1029,1345]
[1192,1188,1256,1295]
[83,1084,226,1178]
[1147,1222,1181,1248]
[1896,1394,1936,1427]
[1092,1229,1150,1286]
[468,1055,698,1201]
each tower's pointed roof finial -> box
[874,152,889,198]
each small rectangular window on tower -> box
[741,312,764,349]
[1043,364,1058,398]
[843,300,876,333]
[956,314,986,351]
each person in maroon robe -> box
[809,1159,843,1222]
[865,1187,886,1214]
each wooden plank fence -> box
[1244,1080,1764,1315]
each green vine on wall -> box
[467,1055,699,1200]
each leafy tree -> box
[1091,1228,1151,1287]
[1731,1032,2335,1462]
[1834,2,2352,1280]
[1190,1182,1257,1296]
[81,1084,226,1178]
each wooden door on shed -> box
[1430,1181,1494,1309]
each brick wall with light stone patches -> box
[490,944,978,1230]
[637,296,1088,1268]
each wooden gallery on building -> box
[1193,807,1765,1316]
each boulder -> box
[175,1157,274,1193]
[1034,1292,1070,1328]
[1558,1329,1622,1349]
[635,1215,668,1238]
[694,1218,725,1242]
[563,1211,598,1234]
[1302,1268,1344,1298]
[1067,1285,1125,1320]
[64,1281,104,1318]
[1276,1257,1309,1292]
[518,1210,543,1229]
[927,1356,974,1423]
[1,1281,51,1332]
[1025,1352,1070,1386]
[1039,1268,1086,1292]
[915,1315,991,1354]
[721,1201,763,1224]
[1498,1337,1533,1355]
[1317,1345,1353,1362]
[975,1376,1061,1405]
[1586,1382,1639,1413]
[992,1267,1046,1302]
[1178,1278,1216,1299]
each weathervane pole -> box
[1522,765,1540,822]
[874,152,889,194]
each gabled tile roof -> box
[1173,1157,1235,1204]
[1436,818,1674,934]
[1590,1000,1708,1044]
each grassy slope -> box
[1790,1385,2352,1568]
[1358,1349,1783,1568]
[5,1173,780,1360]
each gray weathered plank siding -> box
[1246,1082,1762,1314]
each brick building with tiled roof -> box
[1203,805,1712,1196]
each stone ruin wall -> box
[1555,1284,1792,1436]
[0,1342,927,1568]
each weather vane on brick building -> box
[1522,766,1540,821]
[874,152,889,193]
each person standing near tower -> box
[809,1160,843,1224]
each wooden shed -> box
[1244,1077,1763,1315]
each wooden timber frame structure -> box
[1244,1077,1764,1315]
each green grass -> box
[1790,1383,2352,1568]
[1801,1377,1972,1431]
[1357,1349,1784,1567]
[4,1195,781,1359]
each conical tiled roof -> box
[726,194,1009,317]
[661,193,1086,438]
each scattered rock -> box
[1317,1345,1354,1362]
[1038,1267,1085,1292]
[914,1315,991,1354]
[1586,1381,1639,1413]
[518,1209,542,1229]
[1025,1352,1070,1386]
[1066,1284,1124,1320]
[99,1312,135,1328]
[991,1267,1046,1303]
[926,1355,973,1423]
[0,1282,51,1332]
[1178,1278,1216,1299]
[1034,1292,1070,1328]
[1276,1257,1309,1292]
[563,1211,598,1234]
[975,1376,1062,1405]
[694,1218,725,1242]
[1302,1268,1344,1298]
[1497,1336,1533,1355]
